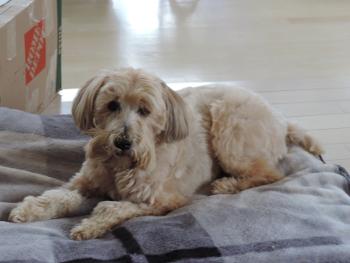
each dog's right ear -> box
[72,74,107,132]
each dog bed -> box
[0,107,350,263]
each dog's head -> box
[72,68,189,170]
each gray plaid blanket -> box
[0,107,350,263]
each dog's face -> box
[72,68,189,171]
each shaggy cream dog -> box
[9,68,323,240]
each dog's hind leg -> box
[208,94,286,195]
[211,159,283,194]
[287,123,324,156]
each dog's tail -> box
[287,123,324,156]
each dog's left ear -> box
[160,82,189,142]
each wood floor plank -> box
[310,128,350,144]
[323,144,350,160]
[290,114,350,130]
[274,101,344,117]
[261,89,350,104]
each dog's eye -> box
[137,107,150,117]
[107,101,121,112]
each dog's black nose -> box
[114,138,132,151]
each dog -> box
[9,68,323,240]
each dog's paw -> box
[211,177,239,195]
[70,224,107,241]
[8,196,50,223]
[8,209,29,223]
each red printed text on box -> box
[24,20,46,85]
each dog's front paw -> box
[70,223,107,241]
[9,196,50,223]
[8,208,29,223]
[211,177,239,195]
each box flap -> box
[0,0,30,25]
[0,0,11,7]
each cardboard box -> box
[0,0,61,113]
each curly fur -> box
[9,68,323,240]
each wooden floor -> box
[46,0,350,169]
